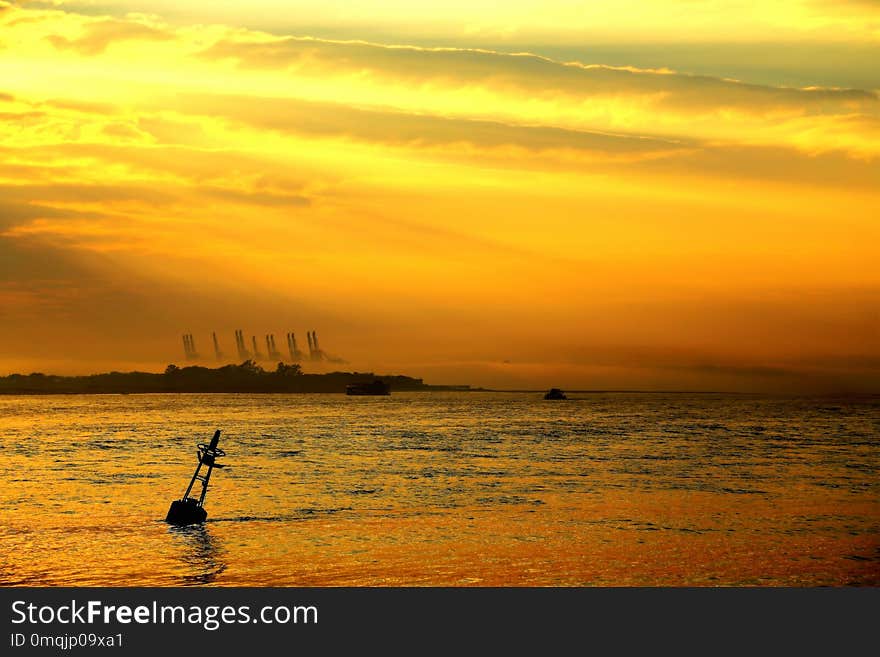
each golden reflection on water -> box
[168,524,227,586]
[0,393,877,586]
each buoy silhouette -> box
[165,429,226,525]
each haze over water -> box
[1,392,877,586]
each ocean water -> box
[0,392,877,586]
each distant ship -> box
[346,380,391,396]
[544,388,567,400]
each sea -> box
[0,392,877,586]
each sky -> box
[0,0,878,391]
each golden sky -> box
[1,0,878,391]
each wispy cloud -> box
[44,18,172,55]
[194,35,880,157]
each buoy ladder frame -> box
[181,429,226,507]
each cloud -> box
[19,0,880,47]
[0,109,47,123]
[6,6,879,156]
[0,199,96,229]
[811,0,880,11]
[100,122,145,140]
[191,34,880,157]
[43,98,117,114]
[0,182,175,207]
[155,92,880,192]
[170,91,691,158]
[0,179,311,224]
[0,140,297,186]
[45,18,172,55]
[0,236,106,287]
[200,36,879,116]
[201,187,310,208]
[625,142,880,192]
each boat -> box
[346,380,391,396]
[544,388,567,400]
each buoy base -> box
[165,499,207,525]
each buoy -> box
[165,429,226,525]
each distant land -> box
[0,360,473,395]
